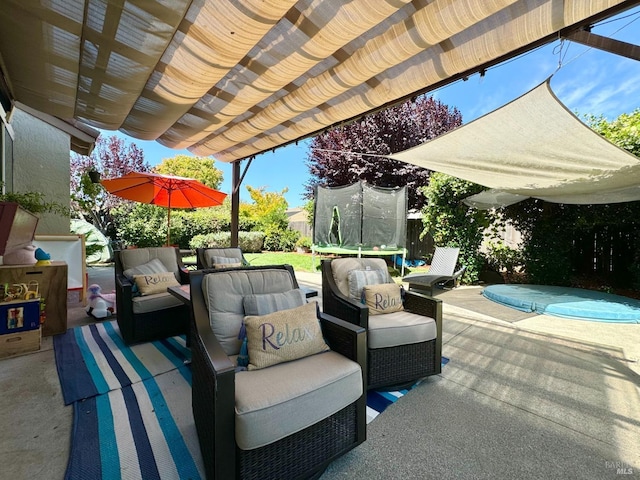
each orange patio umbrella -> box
[101,171,227,246]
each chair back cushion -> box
[330,257,392,299]
[243,289,306,316]
[203,248,244,268]
[202,268,297,355]
[120,247,181,282]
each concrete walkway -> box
[1,268,638,479]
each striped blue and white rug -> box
[54,321,446,479]
[54,321,203,479]
[65,367,203,479]
[54,321,190,405]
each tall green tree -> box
[306,95,462,210]
[584,109,640,156]
[240,186,299,251]
[154,155,223,189]
[421,173,492,283]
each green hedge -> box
[189,231,265,253]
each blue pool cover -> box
[482,284,640,324]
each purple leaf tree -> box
[70,134,151,239]
[306,95,462,210]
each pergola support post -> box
[231,161,240,247]
[230,157,254,248]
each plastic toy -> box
[2,244,37,265]
[86,283,117,319]
[35,247,51,265]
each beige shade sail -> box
[0,0,636,163]
[390,79,640,208]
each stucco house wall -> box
[10,108,70,234]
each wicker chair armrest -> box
[403,290,442,320]
[178,267,190,284]
[194,326,236,376]
[116,272,132,287]
[115,273,133,305]
[319,311,368,401]
[328,293,369,328]
[321,261,368,328]
[319,312,366,363]
[191,325,236,480]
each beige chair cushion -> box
[243,289,306,316]
[204,248,244,268]
[362,283,404,315]
[202,269,297,356]
[131,292,184,314]
[367,311,437,349]
[120,248,181,282]
[347,269,388,301]
[330,257,391,298]
[235,350,362,450]
[244,302,329,370]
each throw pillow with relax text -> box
[362,283,404,315]
[133,272,180,296]
[244,301,329,370]
[212,262,242,269]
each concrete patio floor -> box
[1,267,638,479]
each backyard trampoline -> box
[483,284,640,324]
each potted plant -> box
[0,182,70,216]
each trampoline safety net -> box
[313,182,407,249]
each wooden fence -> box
[571,226,638,285]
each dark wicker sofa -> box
[190,265,367,480]
[321,257,442,390]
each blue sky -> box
[108,7,640,208]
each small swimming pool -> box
[482,284,640,324]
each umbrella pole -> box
[167,208,171,246]
[167,191,172,246]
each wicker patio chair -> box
[322,257,442,390]
[114,247,190,344]
[190,264,367,480]
[196,247,250,269]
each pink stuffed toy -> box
[86,283,116,319]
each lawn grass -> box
[244,252,329,272]
[245,251,431,276]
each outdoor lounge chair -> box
[190,264,366,480]
[322,257,442,390]
[196,247,249,269]
[114,247,190,344]
[402,246,465,296]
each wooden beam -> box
[564,30,640,62]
